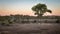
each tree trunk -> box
[37,14,43,17]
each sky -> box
[0,0,60,16]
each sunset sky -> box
[0,0,60,16]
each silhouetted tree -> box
[32,3,52,17]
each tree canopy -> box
[31,3,52,17]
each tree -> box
[32,3,52,17]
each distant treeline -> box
[0,14,60,26]
[0,15,60,19]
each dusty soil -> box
[0,23,60,34]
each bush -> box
[0,20,10,26]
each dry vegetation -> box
[0,15,60,34]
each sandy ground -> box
[0,23,60,34]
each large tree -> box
[32,3,52,17]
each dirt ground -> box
[0,23,60,34]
